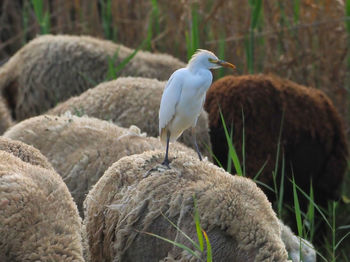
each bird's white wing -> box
[159,69,184,135]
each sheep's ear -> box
[2,79,18,119]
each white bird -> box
[159,49,235,167]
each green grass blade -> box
[289,178,332,229]
[241,108,246,176]
[253,159,268,181]
[226,125,234,173]
[335,231,350,250]
[202,230,212,262]
[292,175,303,237]
[191,3,199,55]
[185,31,192,61]
[219,109,242,175]
[159,212,201,251]
[31,0,50,34]
[218,31,226,78]
[250,0,262,30]
[273,112,284,200]
[255,180,275,193]
[31,0,43,22]
[142,231,202,259]
[293,0,300,24]
[306,182,315,241]
[205,144,224,169]
[331,201,337,261]
[113,46,140,74]
[346,0,350,33]
[338,225,350,230]
[150,0,160,35]
[193,196,204,252]
[277,154,285,218]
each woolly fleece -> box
[0,151,83,261]
[4,114,198,215]
[205,74,348,205]
[0,34,185,120]
[47,77,211,159]
[84,150,288,262]
[0,96,12,134]
[0,136,53,170]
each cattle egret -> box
[159,49,235,167]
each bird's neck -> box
[187,62,209,74]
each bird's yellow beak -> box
[216,60,236,69]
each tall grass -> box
[186,3,200,60]
[219,110,242,175]
[146,0,160,51]
[106,44,142,80]
[31,0,50,34]
[217,109,350,261]
[100,0,117,41]
[217,31,226,78]
[246,0,263,74]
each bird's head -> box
[188,49,236,70]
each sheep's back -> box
[84,150,288,262]
[47,77,212,159]
[204,74,348,205]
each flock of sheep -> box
[0,34,347,261]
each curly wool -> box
[0,34,185,120]
[0,96,12,134]
[279,222,316,262]
[4,114,198,216]
[0,151,83,261]
[204,74,348,205]
[47,77,211,159]
[0,136,53,170]
[84,150,288,262]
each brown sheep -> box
[0,136,53,170]
[47,77,212,159]
[204,74,348,206]
[3,114,198,215]
[0,34,185,120]
[0,96,12,134]
[84,150,288,262]
[0,151,83,261]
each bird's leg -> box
[162,130,171,168]
[192,127,202,161]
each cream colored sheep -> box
[279,222,316,262]
[0,136,53,170]
[0,150,83,261]
[47,77,212,159]
[0,34,185,120]
[0,96,12,134]
[84,150,288,262]
[4,114,198,215]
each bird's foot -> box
[161,159,171,169]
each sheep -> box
[0,34,185,120]
[279,222,316,262]
[84,150,288,262]
[0,150,84,261]
[47,77,212,159]
[3,114,198,216]
[0,95,12,134]
[0,136,53,170]
[204,74,348,206]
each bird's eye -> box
[208,58,216,63]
